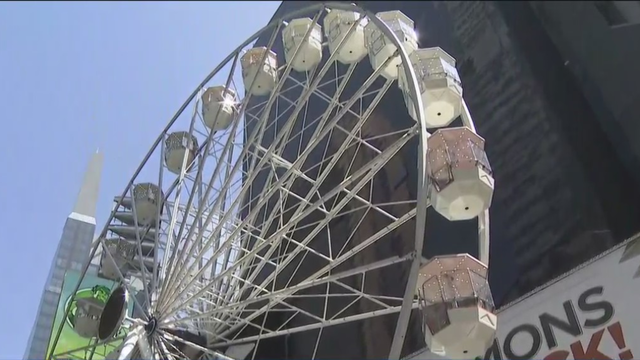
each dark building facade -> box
[242,1,640,358]
[527,1,640,183]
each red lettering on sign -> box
[570,329,611,359]
[607,322,634,360]
[541,321,635,360]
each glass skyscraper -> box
[23,151,103,360]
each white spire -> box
[72,150,104,218]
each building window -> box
[56,258,68,267]
[595,1,640,27]
[45,291,59,302]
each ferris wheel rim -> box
[47,3,433,360]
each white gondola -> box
[164,131,198,174]
[240,47,278,96]
[282,18,323,72]
[427,127,494,221]
[323,8,368,64]
[364,10,418,80]
[73,297,105,338]
[399,47,463,128]
[416,254,497,360]
[131,183,163,226]
[99,256,122,281]
[201,86,237,131]
[99,239,134,280]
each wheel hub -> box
[145,317,158,336]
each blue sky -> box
[0,2,280,358]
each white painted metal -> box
[48,3,499,360]
[240,47,278,96]
[399,47,463,128]
[364,10,418,80]
[282,18,323,71]
[416,254,497,359]
[132,183,163,226]
[323,9,368,64]
[427,127,494,221]
[118,326,144,360]
[201,86,238,131]
[164,131,198,174]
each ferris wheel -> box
[47,3,498,360]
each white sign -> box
[484,241,640,360]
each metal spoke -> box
[44,3,499,360]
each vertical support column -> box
[460,99,490,266]
[478,209,490,266]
